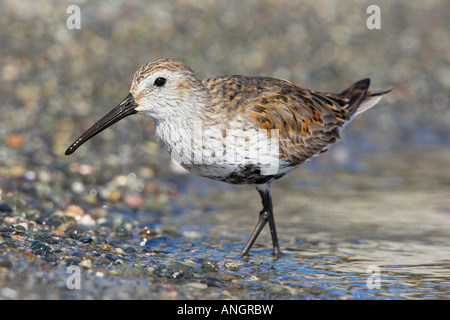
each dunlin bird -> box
[66,58,391,258]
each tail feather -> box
[341,78,392,119]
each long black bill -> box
[65,93,138,155]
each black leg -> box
[240,184,282,258]
[240,209,269,257]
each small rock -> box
[0,203,13,213]
[64,205,85,219]
[201,258,219,272]
[154,264,184,279]
[79,259,92,268]
[14,222,28,231]
[96,243,112,251]
[107,189,122,202]
[104,253,118,262]
[113,247,125,255]
[3,217,17,225]
[5,134,26,148]
[0,225,14,235]
[223,260,245,270]
[124,246,136,253]
[245,275,259,281]
[67,226,87,240]
[45,237,59,244]
[78,237,94,244]
[79,214,96,226]
[30,240,53,255]
[94,269,108,277]
[154,261,196,279]
[125,193,144,208]
[186,282,208,290]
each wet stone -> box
[223,260,245,270]
[33,231,50,242]
[78,237,94,244]
[66,257,81,266]
[186,282,208,290]
[45,237,59,244]
[0,226,14,235]
[154,264,184,279]
[67,226,87,240]
[104,253,118,262]
[35,217,47,225]
[123,246,136,253]
[113,247,125,255]
[79,259,92,268]
[154,261,196,279]
[0,203,13,213]
[70,250,89,261]
[30,240,53,255]
[201,258,220,272]
[13,224,27,232]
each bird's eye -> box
[154,77,166,87]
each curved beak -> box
[65,93,138,155]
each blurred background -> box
[0,0,449,300]
[1,0,449,208]
[1,0,449,176]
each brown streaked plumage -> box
[65,58,392,258]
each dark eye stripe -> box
[154,77,166,87]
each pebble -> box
[30,240,53,256]
[0,226,14,235]
[64,204,85,219]
[0,203,13,213]
[201,258,219,272]
[94,269,108,277]
[78,237,94,244]
[96,243,112,251]
[107,189,122,202]
[186,282,208,290]
[5,134,25,148]
[15,222,28,231]
[154,264,184,279]
[104,253,118,262]
[223,260,245,270]
[78,214,96,227]
[45,237,59,244]
[124,194,144,208]
[67,226,87,240]
[123,246,136,253]
[79,259,92,268]
[245,275,259,281]
[153,261,196,279]
[113,247,125,255]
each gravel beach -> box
[1,0,449,300]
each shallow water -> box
[150,147,450,299]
